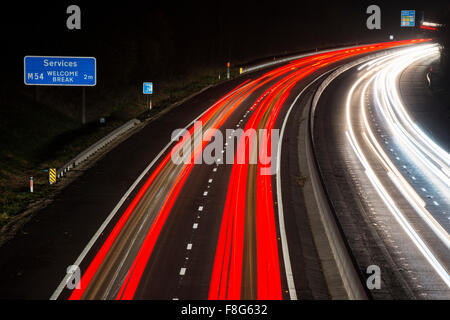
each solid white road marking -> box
[276,79,322,300]
[275,70,333,300]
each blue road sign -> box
[143,82,153,94]
[24,56,96,86]
[401,10,415,27]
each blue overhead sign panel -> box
[143,82,153,94]
[24,56,96,86]
[401,10,415,27]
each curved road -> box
[0,39,433,300]
[313,43,450,299]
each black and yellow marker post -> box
[49,168,56,185]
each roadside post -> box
[24,56,97,124]
[30,177,34,193]
[49,168,56,185]
[227,62,230,79]
[81,87,86,124]
[143,82,153,110]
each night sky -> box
[1,0,449,94]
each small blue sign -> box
[401,10,415,27]
[24,56,96,86]
[143,82,153,94]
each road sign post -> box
[146,95,153,110]
[24,56,97,124]
[143,82,153,110]
[81,87,86,124]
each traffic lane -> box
[78,88,250,300]
[362,66,450,285]
[241,96,276,299]
[352,76,450,284]
[366,79,450,258]
[132,76,277,299]
[313,67,450,299]
[67,78,270,299]
[206,57,349,300]
[0,71,264,299]
[132,61,351,300]
[115,56,341,300]
[67,53,334,296]
[81,162,183,299]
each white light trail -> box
[345,44,450,288]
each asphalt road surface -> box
[312,43,450,299]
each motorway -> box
[313,43,450,299]
[0,39,445,300]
